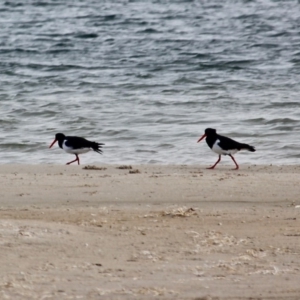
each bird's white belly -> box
[212,140,238,155]
[63,143,91,155]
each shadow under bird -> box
[49,133,104,165]
[197,128,255,170]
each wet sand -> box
[0,164,300,299]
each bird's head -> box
[197,128,217,143]
[49,133,66,148]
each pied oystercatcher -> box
[49,133,104,165]
[197,128,255,170]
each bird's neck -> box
[57,139,64,149]
[206,135,218,149]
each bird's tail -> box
[239,143,256,152]
[90,142,105,154]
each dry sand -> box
[0,164,300,299]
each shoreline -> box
[1,164,300,299]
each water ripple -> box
[0,0,300,165]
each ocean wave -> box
[265,118,298,125]
[1,0,300,165]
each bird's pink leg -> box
[66,154,80,165]
[229,154,239,170]
[207,155,221,169]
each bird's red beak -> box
[49,139,57,148]
[197,134,206,143]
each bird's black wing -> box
[65,136,91,149]
[217,135,243,151]
[217,134,255,152]
[65,136,105,154]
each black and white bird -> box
[49,133,104,165]
[197,128,255,170]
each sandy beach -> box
[0,164,300,299]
